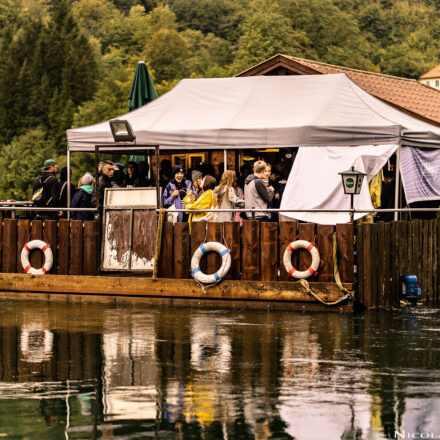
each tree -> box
[167,0,245,42]
[231,0,310,74]
[143,28,190,81]
[0,128,58,201]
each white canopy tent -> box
[66,74,440,223]
[66,74,440,151]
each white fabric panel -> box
[280,144,398,224]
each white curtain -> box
[280,144,398,224]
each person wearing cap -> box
[71,172,95,221]
[32,159,61,219]
[191,169,204,198]
[162,166,196,222]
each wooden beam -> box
[0,272,352,309]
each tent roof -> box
[66,74,440,151]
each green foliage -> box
[231,0,310,74]
[0,128,59,200]
[2,0,440,199]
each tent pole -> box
[394,143,401,221]
[224,149,227,171]
[155,145,161,208]
[67,150,71,220]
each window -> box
[436,80,439,87]
[426,80,431,86]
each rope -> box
[289,233,353,306]
[152,208,166,280]
[297,279,350,306]
[332,232,354,300]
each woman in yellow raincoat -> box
[185,175,218,230]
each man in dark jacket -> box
[244,160,274,221]
[32,159,61,219]
[91,160,114,217]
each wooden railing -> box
[158,220,355,284]
[0,219,99,275]
[357,219,440,307]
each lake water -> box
[0,298,439,439]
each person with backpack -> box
[32,159,61,219]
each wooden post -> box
[335,223,354,284]
[260,222,278,281]
[31,220,43,270]
[241,220,260,280]
[207,222,223,275]
[70,220,83,275]
[0,219,3,272]
[173,222,189,278]
[2,219,17,273]
[361,223,372,308]
[159,222,173,278]
[382,222,391,307]
[44,220,58,274]
[369,222,378,308]
[16,220,31,273]
[58,219,70,275]
[356,223,364,306]
[279,221,298,281]
[297,223,315,274]
[224,222,241,280]
[83,221,99,275]
[316,225,334,282]
[155,145,161,208]
[191,221,207,274]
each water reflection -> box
[0,299,439,439]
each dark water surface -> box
[0,299,439,440]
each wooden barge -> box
[0,215,438,311]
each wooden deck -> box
[0,273,353,312]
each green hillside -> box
[0,0,439,199]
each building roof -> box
[420,64,440,80]
[237,54,440,126]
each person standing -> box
[162,166,196,222]
[91,160,115,217]
[71,172,95,221]
[32,159,61,220]
[191,169,204,199]
[214,170,244,222]
[244,160,274,221]
[59,165,77,218]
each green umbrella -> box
[128,61,158,111]
[128,61,158,163]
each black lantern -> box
[109,119,136,143]
[339,166,366,195]
[339,166,366,223]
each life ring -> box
[191,242,231,284]
[283,239,320,279]
[21,240,53,275]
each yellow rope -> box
[291,232,353,306]
[332,231,354,300]
[152,209,166,280]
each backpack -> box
[32,175,54,207]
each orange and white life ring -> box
[283,239,320,279]
[21,240,53,275]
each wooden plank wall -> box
[159,220,355,285]
[357,219,439,308]
[0,220,99,276]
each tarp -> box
[280,144,398,224]
[401,146,440,203]
[67,74,440,151]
